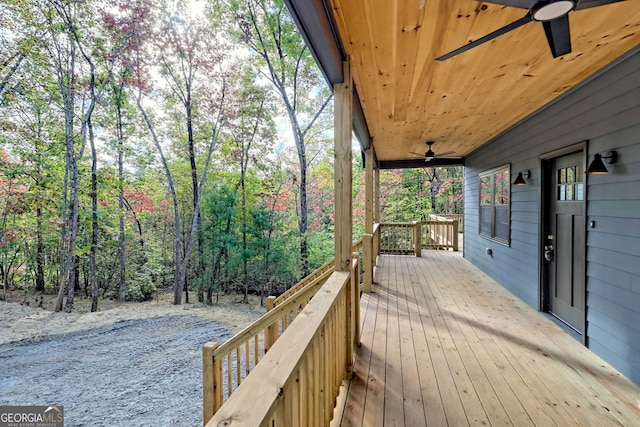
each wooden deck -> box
[334,251,640,426]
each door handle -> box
[544,234,554,262]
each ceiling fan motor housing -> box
[532,1,576,21]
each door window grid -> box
[557,165,584,201]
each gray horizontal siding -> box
[464,47,640,385]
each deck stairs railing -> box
[202,239,365,425]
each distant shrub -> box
[126,267,157,302]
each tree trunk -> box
[298,154,309,276]
[116,87,127,302]
[54,43,75,312]
[35,205,45,292]
[34,136,45,293]
[186,92,197,305]
[137,93,184,305]
[241,179,248,303]
[89,116,99,312]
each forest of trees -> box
[0,0,463,312]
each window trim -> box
[479,164,511,246]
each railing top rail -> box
[274,261,334,305]
[213,271,331,358]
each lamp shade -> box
[513,172,527,185]
[586,153,608,174]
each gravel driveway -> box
[0,316,232,426]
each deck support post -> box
[414,221,422,257]
[265,296,277,352]
[365,147,374,234]
[374,167,380,223]
[202,341,219,425]
[363,148,375,292]
[363,234,373,292]
[334,57,353,272]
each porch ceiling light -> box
[513,171,530,186]
[586,151,617,174]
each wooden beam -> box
[365,147,374,233]
[374,167,380,224]
[379,157,464,170]
[334,57,353,272]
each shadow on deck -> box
[334,250,640,426]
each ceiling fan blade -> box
[435,151,456,157]
[541,14,571,58]
[436,14,532,61]
[410,152,426,157]
[574,0,626,10]
[479,0,537,9]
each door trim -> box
[539,141,588,345]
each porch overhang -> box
[284,0,640,169]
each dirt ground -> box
[0,288,264,426]
[0,287,265,344]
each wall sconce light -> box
[586,151,617,174]
[513,171,530,186]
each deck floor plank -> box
[397,256,427,427]
[433,264,559,426]
[403,255,451,427]
[361,255,389,427]
[339,283,375,426]
[437,255,624,426]
[383,251,405,426]
[409,258,472,426]
[336,250,640,427]
[423,257,520,426]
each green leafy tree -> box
[222,0,333,277]
[133,0,229,304]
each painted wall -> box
[463,47,640,386]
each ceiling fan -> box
[411,141,459,162]
[436,0,626,61]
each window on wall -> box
[479,165,510,244]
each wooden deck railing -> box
[423,216,459,251]
[202,240,365,425]
[378,219,459,255]
[431,213,463,232]
[379,222,417,255]
[202,220,458,425]
[206,258,360,426]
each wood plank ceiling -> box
[326,0,640,167]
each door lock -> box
[544,234,554,262]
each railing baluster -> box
[299,356,308,426]
[226,354,232,396]
[213,350,223,413]
[236,347,241,387]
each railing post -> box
[203,342,219,425]
[265,296,277,352]
[347,255,359,376]
[453,219,459,251]
[352,257,361,351]
[414,222,422,257]
[373,224,380,261]
[363,234,373,293]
